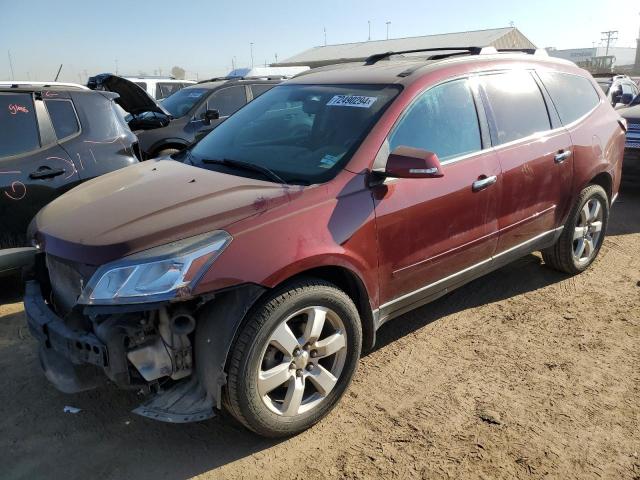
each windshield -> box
[597,81,611,95]
[161,87,208,117]
[189,84,401,184]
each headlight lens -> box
[78,230,232,305]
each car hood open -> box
[87,74,170,116]
[34,160,291,265]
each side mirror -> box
[620,93,634,105]
[383,146,444,179]
[202,109,220,124]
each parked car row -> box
[87,73,282,158]
[14,47,626,437]
[592,74,640,182]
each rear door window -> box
[538,72,600,125]
[389,78,482,161]
[207,86,247,116]
[44,99,80,139]
[480,71,551,145]
[0,93,40,157]
[251,84,276,99]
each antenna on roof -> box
[54,64,63,81]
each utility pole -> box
[7,50,15,80]
[635,12,640,74]
[323,26,327,46]
[386,21,391,40]
[231,56,236,71]
[250,42,254,68]
[600,30,618,57]
[275,53,278,63]
[368,20,371,41]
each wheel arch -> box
[271,265,376,353]
[148,138,189,159]
[588,171,613,203]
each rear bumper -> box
[24,280,108,367]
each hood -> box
[87,74,169,116]
[620,104,640,121]
[35,160,291,265]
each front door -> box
[196,85,249,138]
[373,78,501,317]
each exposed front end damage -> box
[24,252,265,423]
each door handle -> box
[472,175,497,192]
[554,150,572,163]
[29,167,66,179]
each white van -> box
[123,76,196,100]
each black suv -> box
[0,84,139,250]
[619,96,640,182]
[90,75,282,158]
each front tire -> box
[224,278,362,437]
[542,184,609,274]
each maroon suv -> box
[24,47,625,437]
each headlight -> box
[78,230,232,305]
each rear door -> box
[374,78,501,315]
[0,91,80,246]
[479,70,573,254]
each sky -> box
[0,0,638,83]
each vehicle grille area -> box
[46,255,97,316]
[627,121,640,149]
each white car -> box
[0,81,89,90]
[123,77,196,100]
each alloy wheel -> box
[257,306,347,417]
[573,197,603,265]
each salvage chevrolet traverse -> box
[24,47,624,437]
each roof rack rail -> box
[364,46,498,65]
[197,75,286,84]
[496,48,549,56]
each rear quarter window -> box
[0,93,40,157]
[44,99,80,139]
[539,72,600,124]
[480,71,551,145]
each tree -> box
[171,66,186,79]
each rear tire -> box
[224,278,362,437]
[542,184,609,274]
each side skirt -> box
[373,227,563,329]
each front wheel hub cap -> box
[257,306,348,417]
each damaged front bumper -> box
[24,280,215,423]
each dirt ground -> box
[1,187,639,480]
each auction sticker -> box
[326,95,377,108]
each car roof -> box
[287,51,582,86]
[124,77,196,83]
[189,78,283,89]
[0,82,89,90]
[0,84,90,93]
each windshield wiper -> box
[201,158,287,184]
